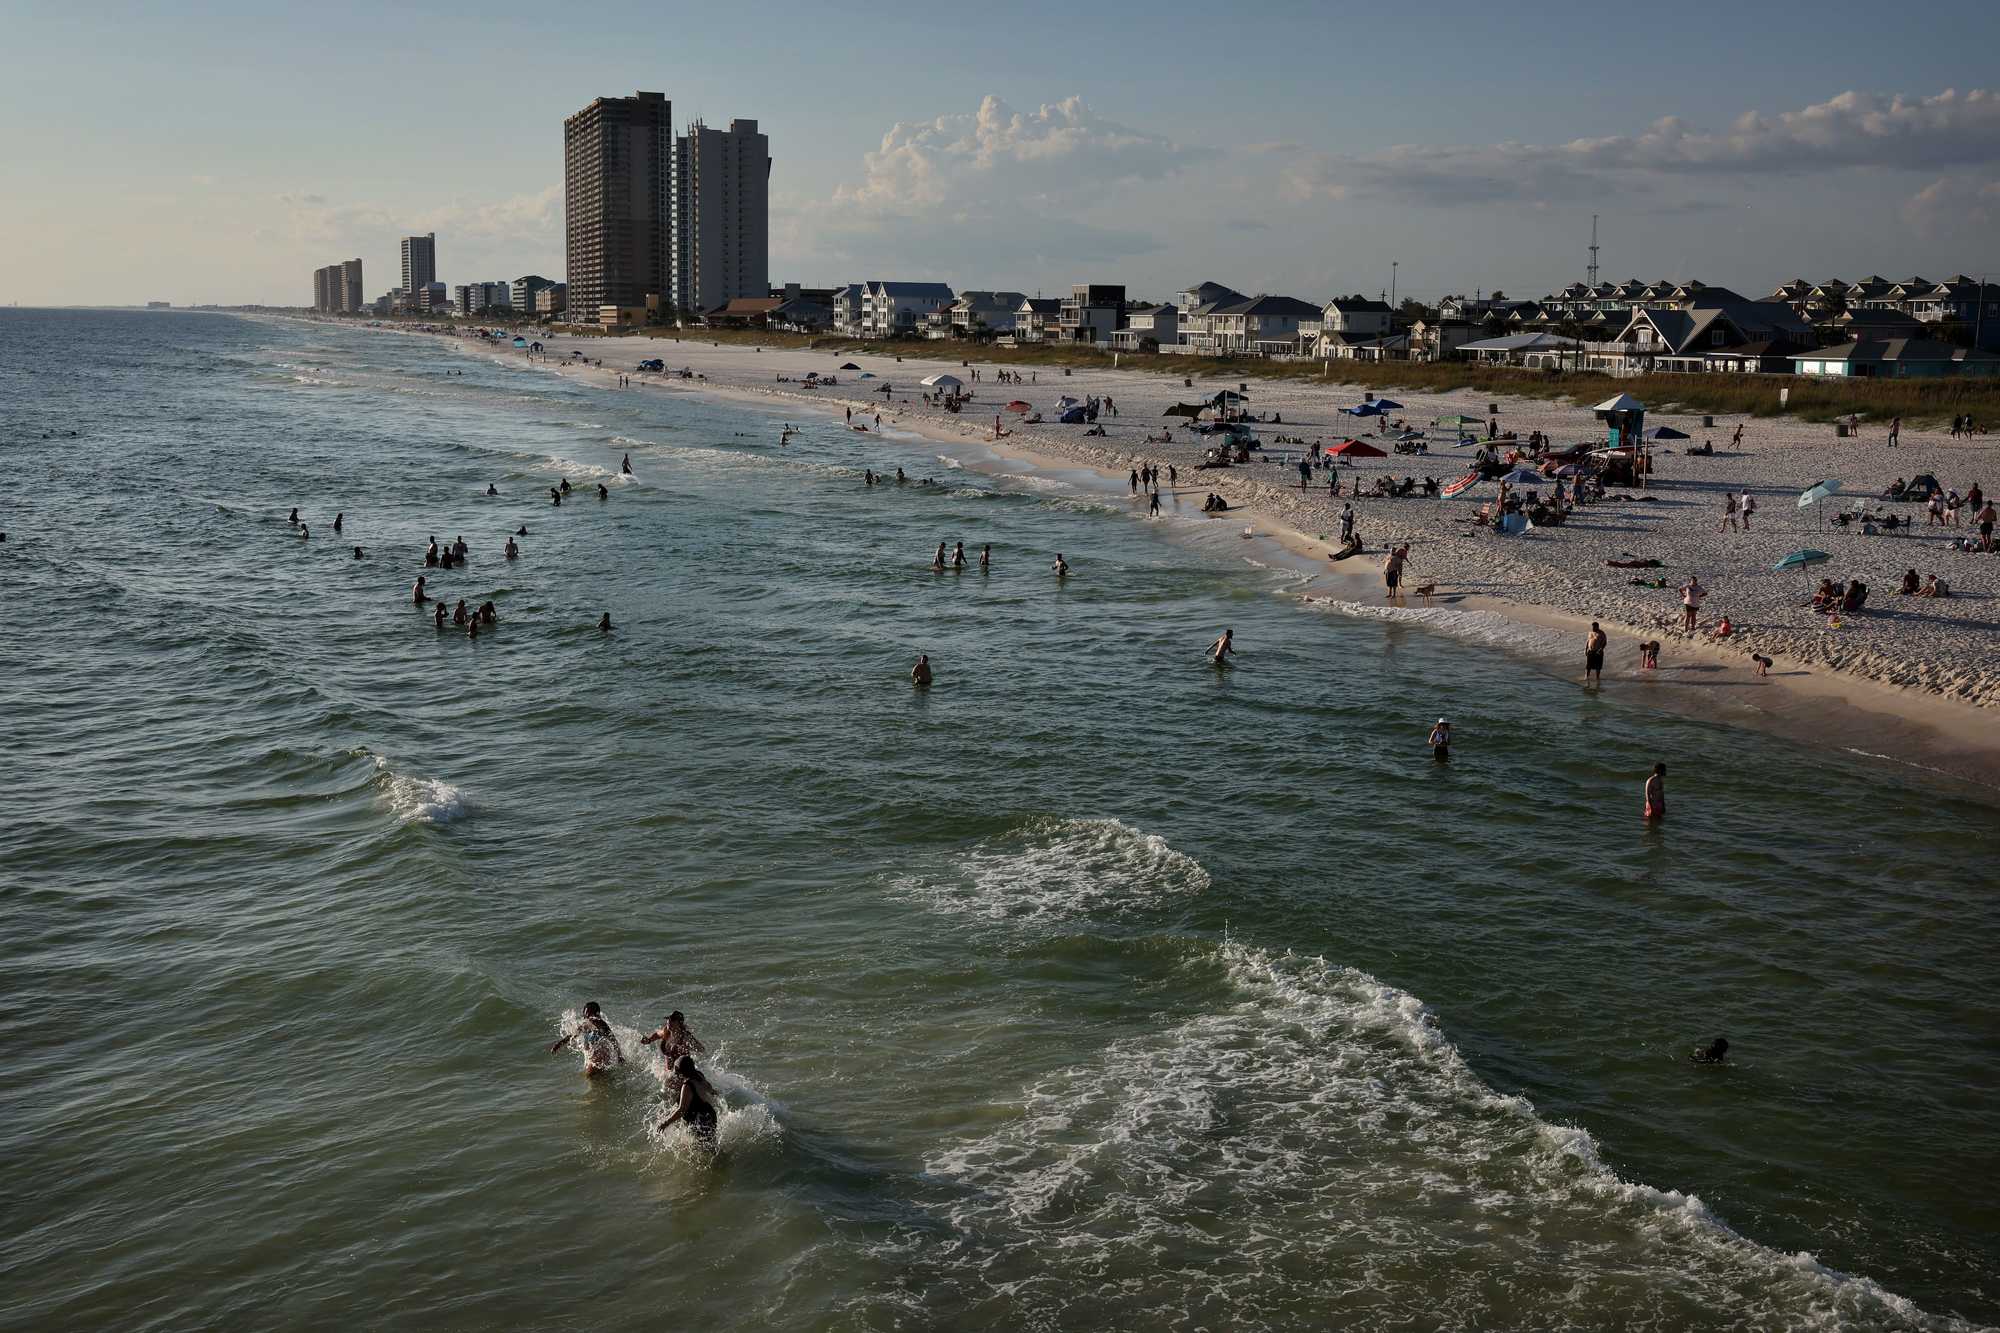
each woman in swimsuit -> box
[658,1056,721,1145]
[640,1011,706,1095]
[1643,763,1667,821]
[548,1002,624,1076]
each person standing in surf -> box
[1382,544,1408,603]
[1209,629,1235,666]
[951,541,966,570]
[1584,622,1607,688]
[1428,718,1451,761]
[911,654,933,688]
[1643,763,1667,821]
[548,1002,624,1077]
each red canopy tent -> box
[1005,400,1032,413]
[1327,439,1387,457]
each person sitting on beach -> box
[1691,1037,1729,1065]
[1810,579,1838,612]
[657,1056,721,1145]
[1918,575,1949,598]
[1710,617,1733,639]
[1898,569,1920,594]
[1841,580,1868,614]
[1052,553,1071,578]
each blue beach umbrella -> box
[1773,548,1831,575]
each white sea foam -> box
[372,757,467,825]
[895,939,1957,1330]
[1306,592,1577,659]
[889,816,1210,924]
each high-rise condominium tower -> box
[672,118,770,315]
[563,91,673,321]
[401,233,437,293]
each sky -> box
[4,0,2000,307]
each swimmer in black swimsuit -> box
[1691,1037,1729,1064]
[658,1055,720,1143]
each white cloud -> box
[1903,176,2000,238]
[1291,87,2000,207]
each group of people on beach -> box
[548,1005,724,1147]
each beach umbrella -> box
[1163,402,1205,418]
[921,373,964,389]
[1006,400,1032,413]
[1442,471,1482,498]
[1327,439,1387,457]
[1496,467,1545,485]
[1644,425,1689,441]
[1394,429,1426,441]
[1370,399,1403,411]
[1339,402,1384,416]
[838,362,860,370]
[1592,393,1645,413]
[1773,549,1831,578]
[858,372,875,379]
[1799,479,1841,529]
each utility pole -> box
[1587,215,1600,289]
[1391,261,1398,309]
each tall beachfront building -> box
[340,258,364,313]
[563,90,674,322]
[670,118,770,316]
[401,233,437,294]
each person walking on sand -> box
[911,654,933,688]
[1718,491,1738,532]
[1382,543,1408,603]
[1731,422,1743,449]
[1643,763,1667,822]
[1585,622,1607,687]
[1340,503,1356,547]
[1888,416,1901,448]
[1740,490,1756,531]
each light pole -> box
[1391,261,1398,309]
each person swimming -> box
[434,602,446,629]
[621,453,632,474]
[353,545,364,559]
[479,601,496,625]
[639,1011,706,1083]
[487,483,498,496]
[548,1001,624,1077]
[504,537,519,559]
[551,487,562,506]
[657,1055,720,1144]
[979,543,991,571]
[896,468,907,484]
[951,541,966,570]
[559,477,572,495]
[332,512,343,533]
[911,654,933,688]
[598,612,613,632]
[1643,762,1667,821]
[452,536,467,559]
[597,483,608,501]
[425,540,439,568]
[1691,1037,1729,1064]
[516,525,528,537]
[412,576,430,605]
[297,524,309,540]
[467,616,479,640]
[452,599,468,626]
[288,508,299,525]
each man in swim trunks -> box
[1052,554,1070,578]
[1643,763,1666,820]
[549,1001,624,1076]
[951,541,966,570]
[1584,622,1607,686]
[1382,544,1407,602]
[1209,629,1234,664]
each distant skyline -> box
[5,0,1999,307]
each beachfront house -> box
[1169,281,1245,356]
[768,295,832,332]
[1309,296,1396,358]
[1910,275,2000,331]
[1057,284,1127,344]
[702,296,784,328]
[947,291,1026,339]
[860,281,955,338]
[1204,294,1321,356]
[1823,308,1926,344]
[1790,339,2000,378]
[1013,297,1061,343]
[831,284,867,336]
[1406,319,1484,363]
[1607,298,1814,374]
[1110,303,1178,352]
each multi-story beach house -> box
[1599,297,1814,374]
[1204,294,1321,356]
[830,285,867,335]
[1110,303,1178,352]
[1168,281,1245,355]
[860,281,954,338]
[1013,297,1061,343]
[513,275,556,313]
[1307,296,1396,358]
[1791,339,2000,378]
[1057,284,1126,344]
[945,291,1025,339]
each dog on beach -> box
[1414,582,1436,606]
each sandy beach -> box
[399,319,2000,780]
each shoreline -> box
[334,317,2000,790]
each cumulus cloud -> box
[835,95,1208,211]
[1291,87,2000,206]
[1903,176,2000,237]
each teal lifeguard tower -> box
[1593,393,1645,447]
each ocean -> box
[2,308,1996,1331]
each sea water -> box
[2,309,1997,1331]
